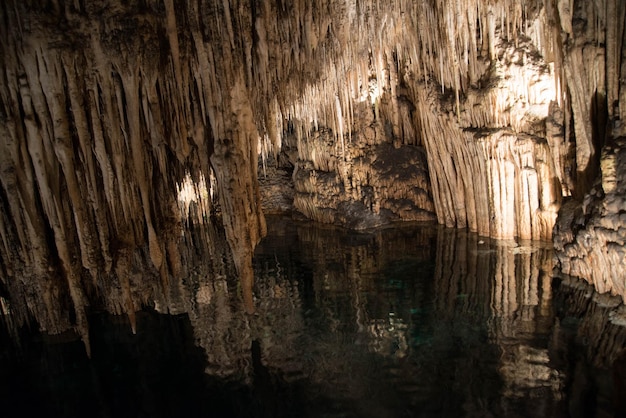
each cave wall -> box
[0,0,625,328]
[0,0,269,329]
[276,1,569,240]
[554,137,626,301]
[290,119,436,229]
[551,0,626,302]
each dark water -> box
[1,216,625,417]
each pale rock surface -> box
[290,108,436,228]
[550,0,626,304]
[0,0,625,321]
[554,137,626,301]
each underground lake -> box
[1,215,625,418]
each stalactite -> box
[1,0,625,326]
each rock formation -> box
[549,0,626,306]
[554,137,626,302]
[549,0,626,304]
[0,0,625,331]
[291,125,436,229]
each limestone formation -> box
[554,137,626,301]
[291,121,436,229]
[0,0,625,325]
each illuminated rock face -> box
[551,0,626,304]
[291,114,436,229]
[554,137,626,301]
[0,0,625,326]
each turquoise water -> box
[0,216,623,417]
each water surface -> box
[1,216,624,417]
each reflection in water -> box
[432,230,561,415]
[1,216,625,417]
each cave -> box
[1,0,626,416]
